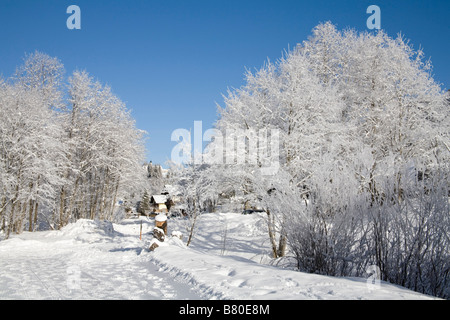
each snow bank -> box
[147,235,435,300]
[58,219,117,243]
[141,213,436,300]
[61,219,115,235]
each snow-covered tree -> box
[205,22,449,297]
[0,84,64,235]
[14,51,65,110]
[56,70,146,227]
[1,53,147,235]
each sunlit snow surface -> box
[0,213,436,300]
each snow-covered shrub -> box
[364,164,450,298]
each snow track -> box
[0,219,202,300]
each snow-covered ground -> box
[0,212,438,300]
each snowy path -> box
[0,214,438,300]
[0,219,202,300]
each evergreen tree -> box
[138,190,151,214]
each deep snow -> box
[0,212,438,300]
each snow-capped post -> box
[149,214,168,251]
[155,214,168,235]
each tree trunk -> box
[67,176,81,224]
[266,209,279,258]
[109,179,120,221]
[7,200,17,239]
[186,199,198,247]
[33,201,39,230]
[59,187,66,229]
[0,196,7,232]
[90,178,100,220]
[277,229,287,258]
[28,199,34,232]
[98,168,110,220]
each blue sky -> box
[1,0,449,166]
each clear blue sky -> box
[1,0,449,166]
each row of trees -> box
[0,52,146,237]
[175,23,450,298]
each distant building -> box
[150,195,170,213]
[147,161,163,179]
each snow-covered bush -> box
[364,164,450,298]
